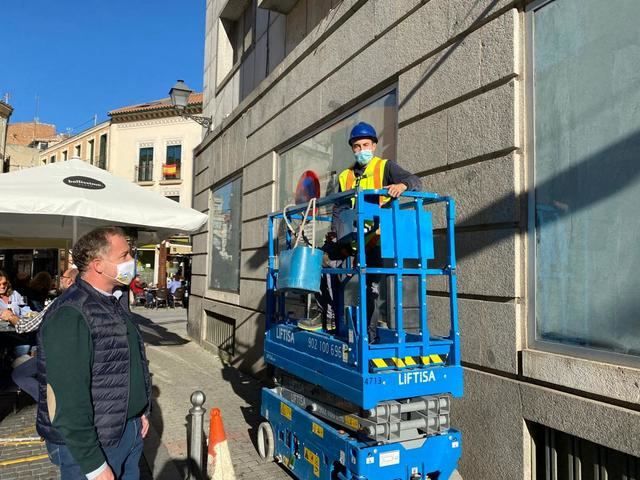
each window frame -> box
[207,174,243,297]
[164,144,182,180]
[98,134,108,169]
[88,139,95,165]
[215,0,257,93]
[279,84,398,156]
[138,146,154,182]
[277,84,398,204]
[525,0,640,368]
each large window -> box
[88,139,95,165]
[278,90,397,208]
[209,177,242,292]
[530,0,640,358]
[138,147,154,182]
[217,0,256,86]
[215,0,287,101]
[98,134,107,169]
[164,145,182,180]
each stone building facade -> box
[190,1,640,478]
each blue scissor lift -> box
[258,189,463,480]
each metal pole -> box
[188,390,206,480]
[72,217,78,245]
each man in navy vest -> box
[37,226,151,480]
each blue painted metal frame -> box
[262,387,461,480]
[265,189,462,410]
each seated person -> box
[167,275,182,306]
[12,271,31,297]
[26,271,53,312]
[131,275,145,296]
[145,284,156,308]
[0,270,33,356]
[11,268,78,401]
[130,274,146,306]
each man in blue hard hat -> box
[328,121,422,343]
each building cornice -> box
[110,104,202,124]
[113,116,200,129]
[40,120,110,154]
[0,101,14,119]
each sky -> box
[2,0,205,135]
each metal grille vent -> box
[531,423,639,480]
[204,311,235,357]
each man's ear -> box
[92,258,105,275]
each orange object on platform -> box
[208,408,227,456]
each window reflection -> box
[210,177,242,292]
[533,0,640,357]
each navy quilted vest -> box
[36,277,151,447]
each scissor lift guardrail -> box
[259,189,463,480]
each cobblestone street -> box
[0,307,290,479]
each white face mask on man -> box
[103,259,136,285]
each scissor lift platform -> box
[259,190,463,480]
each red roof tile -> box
[109,92,203,116]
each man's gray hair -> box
[72,226,127,273]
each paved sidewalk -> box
[0,400,57,480]
[136,307,291,480]
[0,307,290,479]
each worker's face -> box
[0,277,8,296]
[351,139,376,154]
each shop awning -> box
[0,159,208,242]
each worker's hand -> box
[386,183,407,198]
[94,466,115,480]
[141,414,150,439]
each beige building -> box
[107,93,203,207]
[40,121,110,168]
[38,93,203,207]
[189,0,640,478]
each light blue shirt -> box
[168,280,181,294]
[0,291,32,317]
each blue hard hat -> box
[348,122,378,145]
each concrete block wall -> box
[191,1,640,478]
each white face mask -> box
[105,259,136,285]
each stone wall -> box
[191,1,640,478]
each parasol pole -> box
[72,217,78,245]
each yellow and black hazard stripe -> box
[369,354,447,371]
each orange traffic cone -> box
[207,408,236,479]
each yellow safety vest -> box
[338,156,390,207]
[338,156,389,247]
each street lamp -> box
[169,80,212,130]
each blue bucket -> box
[278,246,323,294]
